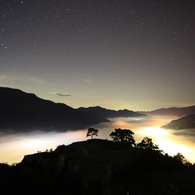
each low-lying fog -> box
[1,115,195,164]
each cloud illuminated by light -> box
[140,127,168,138]
[0,73,45,85]
[156,139,190,156]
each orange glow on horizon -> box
[1,116,195,164]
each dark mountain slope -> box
[1,139,195,194]
[78,106,146,118]
[161,114,195,130]
[142,106,195,117]
[0,87,108,132]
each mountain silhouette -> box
[0,87,108,132]
[78,106,146,118]
[142,106,195,117]
[161,114,195,130]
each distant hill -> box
[161,114,195,130]
[1,139,195,194]
[0,87,108,132]
[142,105,195,117]
[78,106,146,118]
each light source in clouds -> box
[140,127,168,139]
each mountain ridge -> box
[0,87,108,132]
[141,105,195,117]
[161,114,195,130]
[78,105,146,118]
[1,86,195,132]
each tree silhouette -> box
[136,137,160,151]
[173,152,191,165]
[86,128,98,139]
[110,128,135,146]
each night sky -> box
[0,0,194,111]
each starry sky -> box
[0,0,194,111]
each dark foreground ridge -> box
[1,139,195,195]
[0,87,108,132]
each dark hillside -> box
[1,139,195,195]
[161,114,195,130]
[142,106,195,117]
[0,87,108,132]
